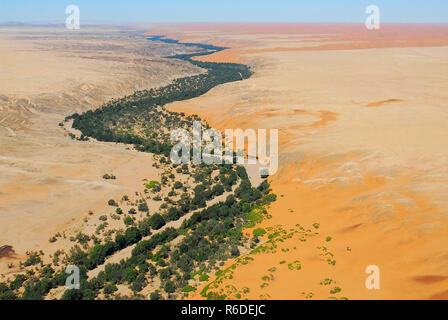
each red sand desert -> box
[1,23,448,300]
[146,23,448,299]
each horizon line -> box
[2,21,448,26]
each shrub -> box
[138,202,149,212]
[253,228,266,237]
[103,283,118,295]
[9,274,27,291]
[150,291,160,300]
[199,274,209,282]
[182,285,197,293]
[61,288,84,300]
[164,281,176,293]
[137,219,152,237]
[231,247,240,257]
[330,286,341,294]
[21,278,53,300]
[149,214,166,230]
[159,268,171,280]
[212,184,225,196]
[245,210,263,228]
[124,227,142,245]
[0,282,16,300]
[88,242,115,268]
[115,234,126,249]
[145,181,160,189]
[167,207,182,221]
[263,194,277,204]
[124,216,134,226]
[257,180,270,193]
[125,268,138,283]
[173,181,183,189]
[24,252,41,267]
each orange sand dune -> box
[189,159,448,300]
[145,23,448,38]
[145,23,448,63]
[158,23,448,300]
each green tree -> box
[103,283,118,295]
[61,289,84,300]
[150,291,160,300]
[164,281,176,293]
[149,214,166,230]
[124,227,142,246]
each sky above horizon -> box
[0,0,447,24]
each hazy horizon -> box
[0,0,447,24]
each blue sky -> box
[0,0,447,23]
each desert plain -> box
[1,23,448,300]
[0,26,204,268]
